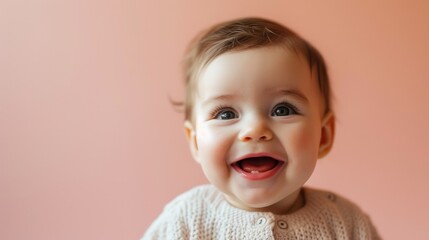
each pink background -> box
[1,0,428,239]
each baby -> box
[143,17,380,239]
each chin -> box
[237,192,283,209]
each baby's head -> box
[183,17,335,214]
[183,17,332,123]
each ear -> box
[184,120,200,163]
[318,112,335,159]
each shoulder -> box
[142,185,222,240]
[167,184,220,205]
[304,187,370,219]
[304,187,360,211]
[302,187,381,239]
[162,184,222,213]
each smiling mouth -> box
[233,157,279,173]
[231,156,284,180]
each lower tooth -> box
[251,170,260,174]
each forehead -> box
[196,46,319,102]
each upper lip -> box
[231,152,285,165]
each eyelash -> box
[209,105,237,119]
[209,101,300,120]
[271,102,300,116]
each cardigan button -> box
[256,217,267,226]
[327,193,336,201]
[277,220,288,229]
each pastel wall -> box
[1,0,428,239]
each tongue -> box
[240,157,278,173]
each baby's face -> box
[185,46,334,213]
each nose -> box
[238,118,273,142]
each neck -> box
[226,188,306,215]
[268,188,305,215]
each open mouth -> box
[233,157,279,173]
[231,156,285,180]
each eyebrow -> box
[273,89,309,103]
[201,94,236,106]
[200,89,309,106]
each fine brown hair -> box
[182,17,331,122]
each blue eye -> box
[271,103,298,116]
[215,110,238,120]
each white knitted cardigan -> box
[143,185,380,240]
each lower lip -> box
[231,161,285,181]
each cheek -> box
[197,127,218,152]
[196,125,233,162]
[283,124,321,160]
[195,125,233,184]
[281,125,321,184]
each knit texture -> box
[142,185,381,240]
